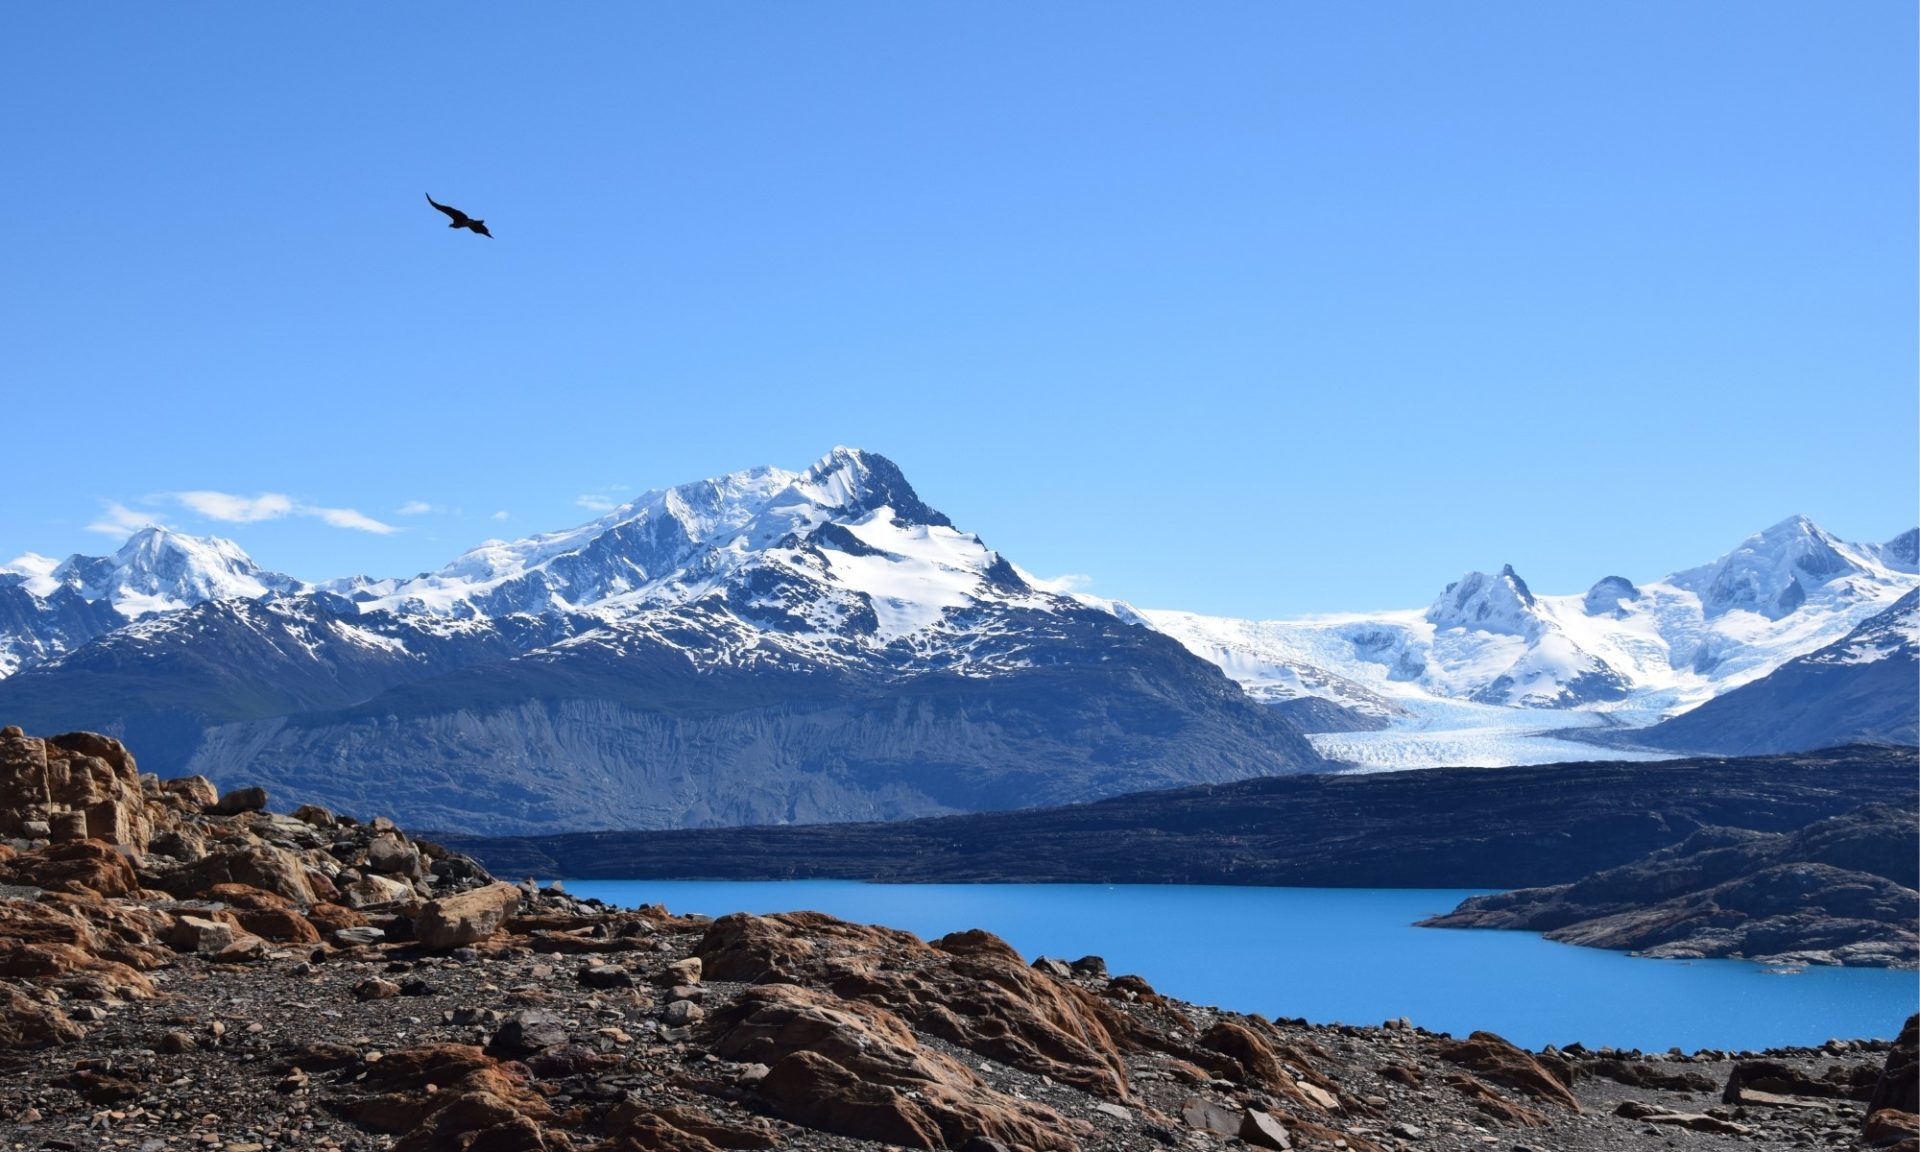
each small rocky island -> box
[0,726,1916,1152]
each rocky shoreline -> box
[1,726,1916,1151]
[1423,801,1919,968]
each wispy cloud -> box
[176,491,295,523]
[491,510,511,522]
[87,501,166,536]
[1021,570,1093,594]
[307,506,399,534]
[396,501,436,516]
[574,484,633,514]
[167,490,398,535]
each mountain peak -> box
[52,527,300,617]
[1669,514,1875,620]
[1426,565,1541,635]
[793,447,952,528]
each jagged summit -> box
[1426,564,1541,635]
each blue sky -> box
[2,4,1913,616]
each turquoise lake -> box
[563,879,1918,1053]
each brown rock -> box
[291,803,337,828]
[206,882,292,910]
[307,902,369,933]
[709,982,1086,1150]
[1436,1030,1580,1112]
[0,731,151,852]
[1871,1016,1920,1119]
[1867,1109,1920,1147]
[236,907,321,944]
[212,785,269,816]
[168,915,237,955]
[167,843,317,904]
[416,882,522,950]
[0,839,141,898]
[698,911,1138,1099]
[0,987,82,1048]
[1200,1018,1335,1113]
[161,775,220,809]
[599,1101,780,1151]
[1443,1070,1548,1128]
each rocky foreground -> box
[1,727,1917,1152]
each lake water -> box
[563,879,1918,1053]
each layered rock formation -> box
[1423,801,1920,967]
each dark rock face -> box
[0,598,1325,837]
[446,746,1918,890]
[1631,589,1919,755]
[1423,801,1919,967]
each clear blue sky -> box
[3,4,1913,616]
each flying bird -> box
[425,193,492,237]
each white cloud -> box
[87,501,165,536]
[575,494,619,513]
[1023,570,1093,594]
[160,490,396,534]
[175,490,296,523]
[491,510,511,521]
[396,501,436,516]
[307,506,398,535]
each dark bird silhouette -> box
[425,193,492,237]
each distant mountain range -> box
[0,449,1911,834]
[1125,515,1916,731]
[0,449,1322,833]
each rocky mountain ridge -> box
[0,726,1914,1152]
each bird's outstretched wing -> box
[425,193,471,224]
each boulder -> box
[291,803,337,828]
[710,983,1085,1151]
[161,775,220,809]
[0,839,142,898]
[1871,1016,1920,1119]
[0,987,82,1048]
[1865,1108,1919,1148]
[415,882,522,950]
[342,873,416,909]
[167,844,317,905]
[697,911,1139,1098]
[211,786,269,816]
[0,729,150,852]
[1241,1109,1294,1150]
[1437,1031,1581,1112]
[168,915,237,955]
[367,834,421,878]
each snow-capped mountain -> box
[1629,589,1918,755]
[1130,515,1918,731]
[0,449,1323,834]
[0,526,304,676]
[328,448,1062,676]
